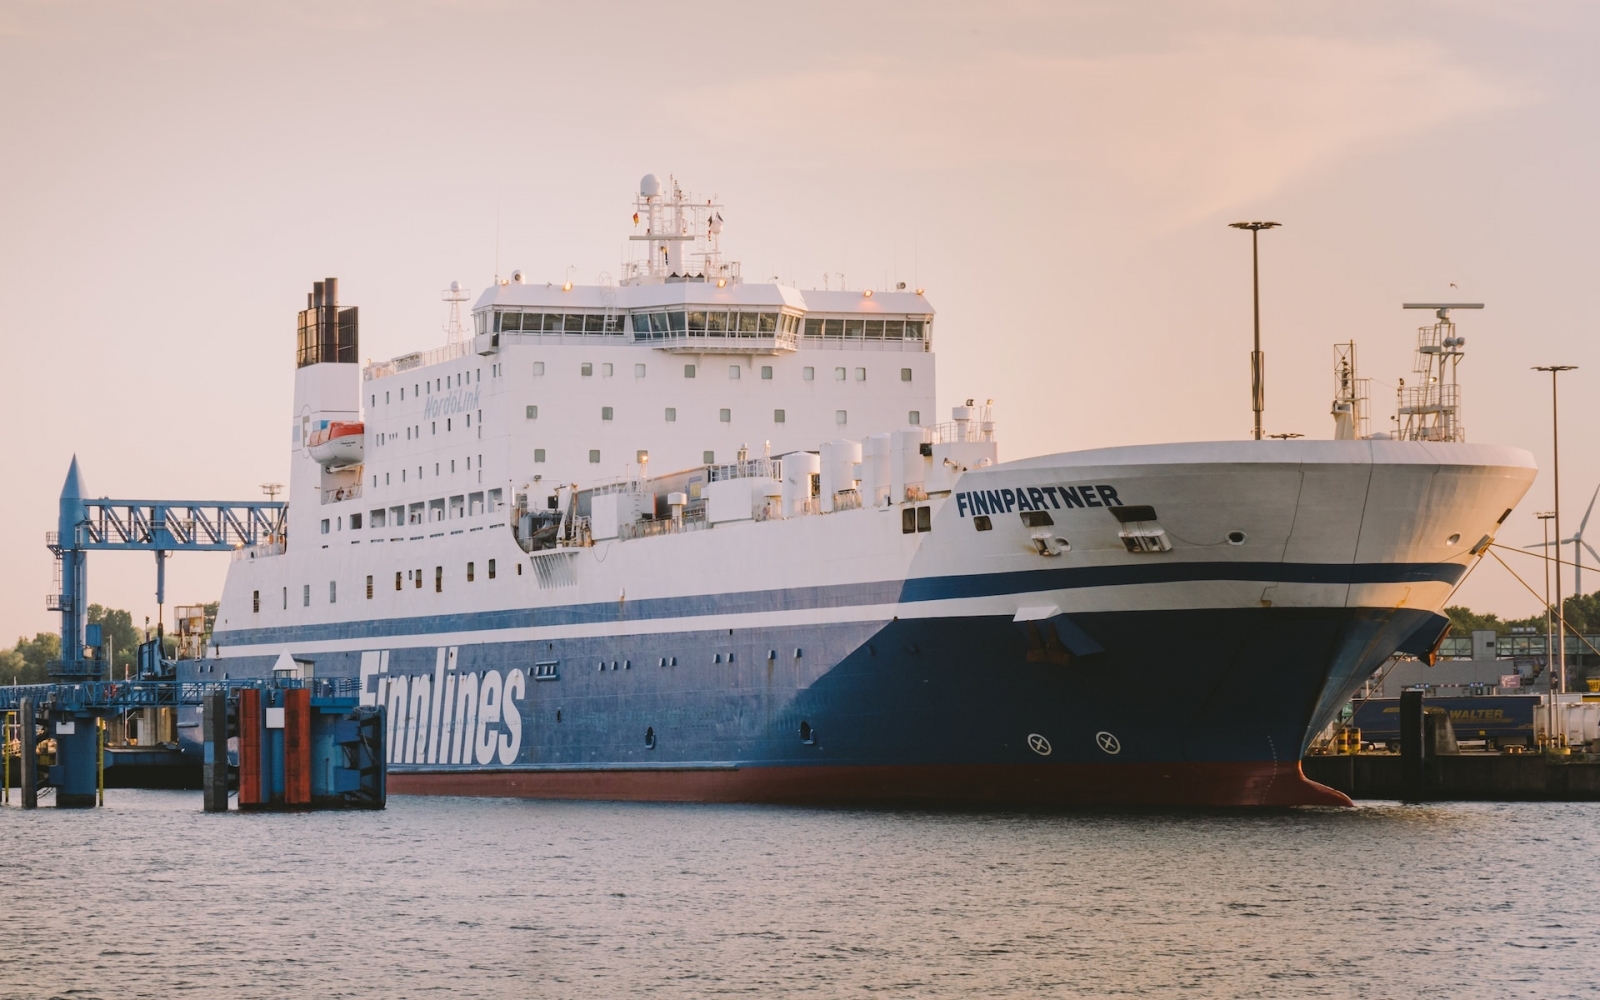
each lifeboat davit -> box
[308,421,364,468]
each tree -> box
[87,604,141,673]
[1445,605,1509,636]
[7,632,61,686]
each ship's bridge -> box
[473,282,932,357]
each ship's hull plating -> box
[192,605,1447,807]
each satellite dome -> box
[640,173,661,197]
[449,280,460,292]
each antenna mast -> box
[442,280,471,346]
[1331,342,1369,439]
[1396,303,1481,442]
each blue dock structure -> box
[47,455,286,681]
[0,677,385,810]
[2,460,385,810]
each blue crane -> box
[45,456,286,680]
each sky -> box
[1,0,1597,644]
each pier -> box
[1,677,385,810]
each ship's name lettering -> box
[423,386,482,421]
[360,648,525,767]
[954,484,1123,518]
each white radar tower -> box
[442,280,471,346]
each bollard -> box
[1400,689,1425,802]
[201,689,229,813]
[20,697,37,810]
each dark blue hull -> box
[181,605,1441,806]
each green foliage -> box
[1445,605,1509,636]
[87,604,141,672]
[1447,589,1600,638]
[6,632,61,686]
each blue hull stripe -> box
[213,559,1466,647]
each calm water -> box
[2,792,1597,999]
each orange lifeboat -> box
[307,421,364,468]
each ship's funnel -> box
[295,276,359,368]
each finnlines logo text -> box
[359,648,524,766]
[956,484,1124,518]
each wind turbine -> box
[1527,482,1600,595]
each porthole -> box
[1226,531,1247,545]
[1446,532,1461,546]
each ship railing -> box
[929,420,995,444]
[707,458,780,483]
[832,489,863,511]
[616,507,709,541]
[322,484,363,505]
[644,329,799,355]
[363,342,472,381]
[233,538,286,561]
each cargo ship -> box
[194,175,1537,806]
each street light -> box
[1537,511,1556,683]
[1229,221,1281,440]
[1534,364,1578,696]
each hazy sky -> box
[2,1,1596,644]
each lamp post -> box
[1229,221,1280,440]
[1534,364,1577,696]
[1537,511,1556,720]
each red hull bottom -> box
[389,761,1352,808]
